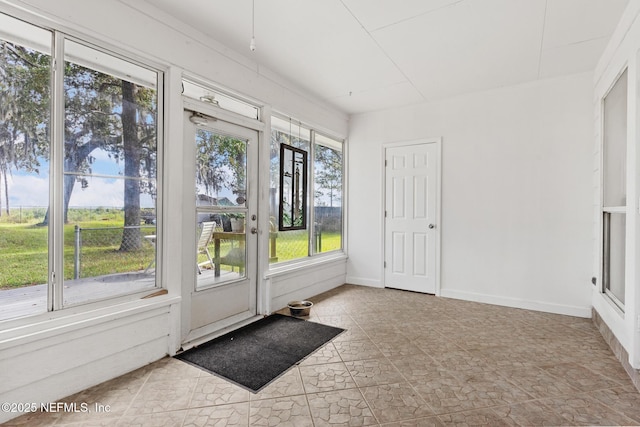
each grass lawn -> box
[0,220,156,289]
[1,219,342,289]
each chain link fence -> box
[73,225,156,279]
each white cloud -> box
[6,173,126,208]
[6,173,49,207]
[68,177,124,207]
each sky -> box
[5,148,155,209]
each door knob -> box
[250,227,258,234]
[428,224,436,229]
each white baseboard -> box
[345,276,383,288]
[440,289,592,318]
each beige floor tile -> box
[125,378,198,415]
[387,353,449,384]
[345,358,406,388]
[6,284,640,427]
[249,395,313,427]
[115,410,186,427]
[491,402,569,426]
[539,394,639,425]
[316,314,358,328]
[436,407,518,426]
[331,324,369,342]
[182,403,249,427]
[496,367,579,398]
[589,385,640,424]
[361,382,435,424]
[299,342,342,366]
[251,367,305,400]
[539,362,624,392]
[380,417,445,427]
[0,410,62,427]
[333,338,384,361]
[412,371,532,416]
[146,357,203,382]
[428,349,494,375]
[375,339,426,358]
[307,388,378,426]
[299,361,358,393]
[189,374,250,407]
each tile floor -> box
[6,284,640,426]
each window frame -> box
[0,11,166,323]
[269,113,346,268]
[600,66,629,312]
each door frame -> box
[180,97,267,349]
[381,138,442,295]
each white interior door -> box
[384,142,439,294]
[183,110,259,345]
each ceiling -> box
[143,0,629,115]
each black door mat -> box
[175,313,345,392]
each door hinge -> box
[384,261,386,268]
[385,160,388,167]
[385,211,387,218]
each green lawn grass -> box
[1,217,342,289]
[0,219,156,289]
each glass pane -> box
[604,212,625,306]
[314,136,343,254]
[62,40,158,306]
[270,117,311,263]
[603,69,627,207]
[195,128,247,207]
[195,211,246,289]
[195,128,248,288]
[0,15,51,321]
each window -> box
[313,133,343,254]
[601,68,627,309]
[270,115,344,264]
[0,13,161,321]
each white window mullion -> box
[308,130,316,257]
[50,32,65,311]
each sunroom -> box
[1,0,640,424]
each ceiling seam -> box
[536,0,548,80]
[338,0,427,103]
[368,0,466,33]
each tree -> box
[196,132,246,202]
[314,145,342,208]
[0,41,50,217]
[1,36,158,254]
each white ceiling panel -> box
[341,0,462,31]
[326,81,426,114]
[373,0,546,100]
[142,0,628,115]
[543,0,629,49]
[539,36,610,78]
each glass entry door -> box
[183,110,259,343]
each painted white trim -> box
[0,295,180,347]
[264,254,347,279]
[345,276,383,288]
[441,289,591,318]
[381,138,442,296]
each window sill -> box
[264,252,347,279]
[0,293,181,349]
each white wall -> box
[348,72,595,317]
